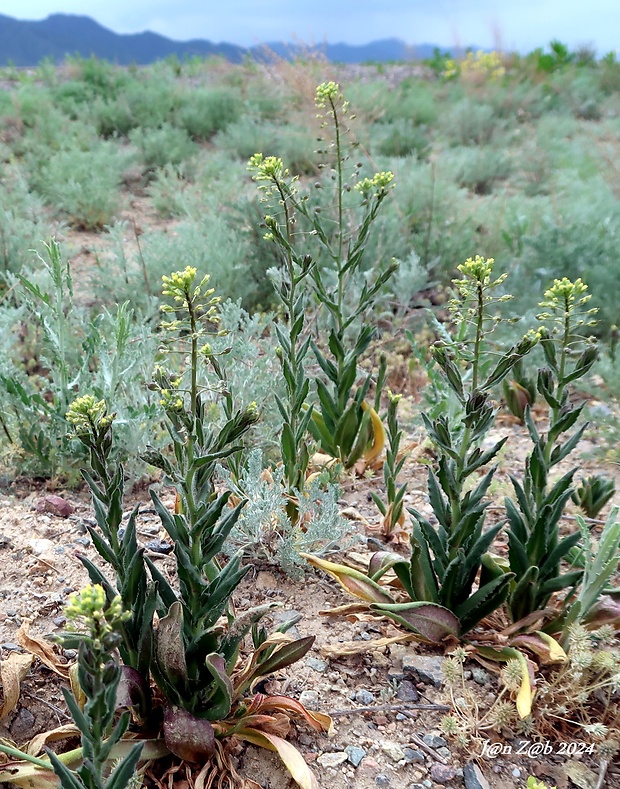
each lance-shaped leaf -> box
[370,601,460,643]
[155,602,187,690]
[163,705,216,761]
[299,554,394,603]
[510,632,567,664]
[234,729,318,789]
[475,646,535,719]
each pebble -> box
[402,654,445,686]
[512,768,521,779]
[0,534,11,548]
[375,775,390,788]
[1,643,20,651]
[403,748,425,764]
[52,616,67,627]
[345,745,366,767]
[306,657,328,673]
[10,707,36,742]
[354,688,374,705]
[463,763,491,789]
[36,494,74,518]
[396,679,419,702]
[299,690,319,711]
[74,537,90,547]
[316,752,348,768]
[381,741,405,762]
[472,668,491,686]
[144,539,174,554]
[422,733,447,749]
[28,538,55,555]
[273,609,301,624]
[429,763,457,784]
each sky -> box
[1,1,618,55]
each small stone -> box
[273,609,301,624]
[52,616,67,628]
[145,539,174,554]
[422,733,447,749]
[429,763,457,784]
[28,538,55,555]
[396,679,419,702]
[10,708,36,742]
[402,654,445,687]
[36,495,74,518]
[317,752,348,768]
[74,536,90,547]
[299,690,319,711]
[512,768,521,779]
[345,745,366,767]
[6,610,17,617]
[471,668,490,686]
[565,761,598,789]
[437,746,452,759]
[463,762,491,789]
[354,689,374,706]
[403,748,425,764]
[1,643,21,651]
[381,741,405,762]
[375,775,390,788]
[306,657,328,673]
[360,757,380,770]
[0,534,12,548]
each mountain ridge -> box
[0,12,456,66]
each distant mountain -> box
[0,13,452,67]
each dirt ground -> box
[1,408,619,789]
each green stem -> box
[330,95,345,335]
[0,744,53,769]
[472,284,484,392]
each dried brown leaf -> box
[0,653,33,720]
[318,634,415,657]
[17,622,69,678]
[26,724,80,756]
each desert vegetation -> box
[0,43,619,789]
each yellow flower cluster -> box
[65,584,129,634]
[315,81,340,107]
[444,50,506,82]
[66,395,115,433]
[355,171,395,199]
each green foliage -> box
[51,585,143,789]
[130,122,197,172]
[370,390,408,536]
[0,240,159,476]
[442,99,502,146]
[405,257,536,632]
[176,87,242,140]
[36,144,129,229]
[506,278,599,622]
[572,474,616,518]
[222,449,353,577]
[560,508,620,639]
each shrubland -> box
[0,44,619,789]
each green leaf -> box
[456,573,513,633]
[370,601,460,643]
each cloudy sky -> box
[2,1,618,54]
